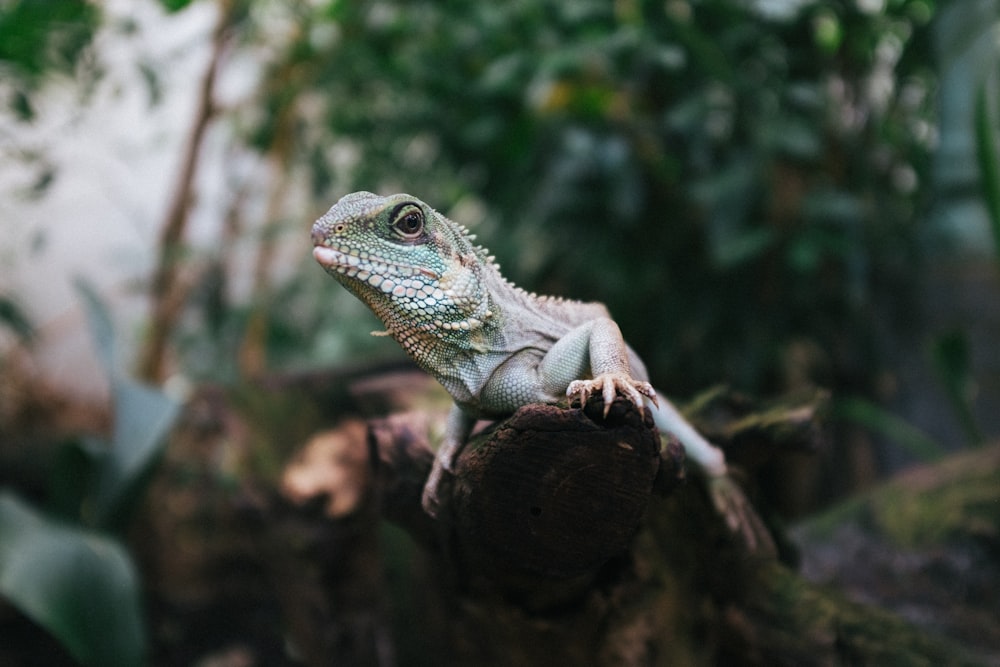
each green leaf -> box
[712,227,776,268]
[74,279,180,530]
[974,78,1000,263]
[158,0,196,12]
[74,279,117,374]
[0,493,145,667]
[833,397,945,462]
[0,293,35,342]
[930,331,985,446]
[47,437,105,523]
[0,0,100,83]
[92,377,180,530]
[11,87,34,120]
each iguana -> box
[311,191,771,551]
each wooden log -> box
[367,398,683,592]
[448,398,671,607]
[273,387,983,666]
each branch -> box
[137,0,235,383]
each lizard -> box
[310,191,772,552]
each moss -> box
[871,446,1000,549]
[797,445,1000,550]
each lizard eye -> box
[393,206,424,239]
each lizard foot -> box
[422,432,466,520]
[567,373,657,417]
[707,474,776,556]
[421,456,453,520]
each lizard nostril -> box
[310,225,327,247]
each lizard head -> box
[310,192,494,341]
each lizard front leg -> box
[539,317,656,414]
[422,404,476,518]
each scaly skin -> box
[311,192,773,552]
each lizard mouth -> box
[312,245,361,272]
[312,245,441,281]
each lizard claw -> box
[567,373,658,417]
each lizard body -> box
[311,191,768,550]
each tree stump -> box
[454,398,676,603]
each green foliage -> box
[91,377,181,528]
[0,494,146,667]
[929,330,985,447]
[798,444,1000,550]
[0,0,100,95]
[158,0,197,12]
[0,283,180,665]
[0,0,101,205]
[975,71,1000,262]
[833,396,945,462]
[69,280,182,530]
[245,0,936,399]
[4,0,960,453]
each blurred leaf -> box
[137,59,164,107]
[930,331,985,446]
[92,377,180,531]
[812,9,842,54]
[0,0,100,83]
[74,280,180,530]
[974,77,1000,262]
[0,493,145,667]
[803,191,864,224]
[26,165,56,199]
[158,0,196,12]
[47,437,105,523]
[764,116,822,159]
[75,279,117,374]
[11,88,35,120]
[713,227,777,268]
[834,397,945,462]
[0,293,35,342]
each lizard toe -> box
[569,374,657,416]
[566,379,592,406]
[602,378,618,416]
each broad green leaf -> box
[74,279,117,374]
[974,79,1000,263]
[0,493,145,667]
[92,377,180,530]
[74,280,180,530]
[47,437,105,523]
